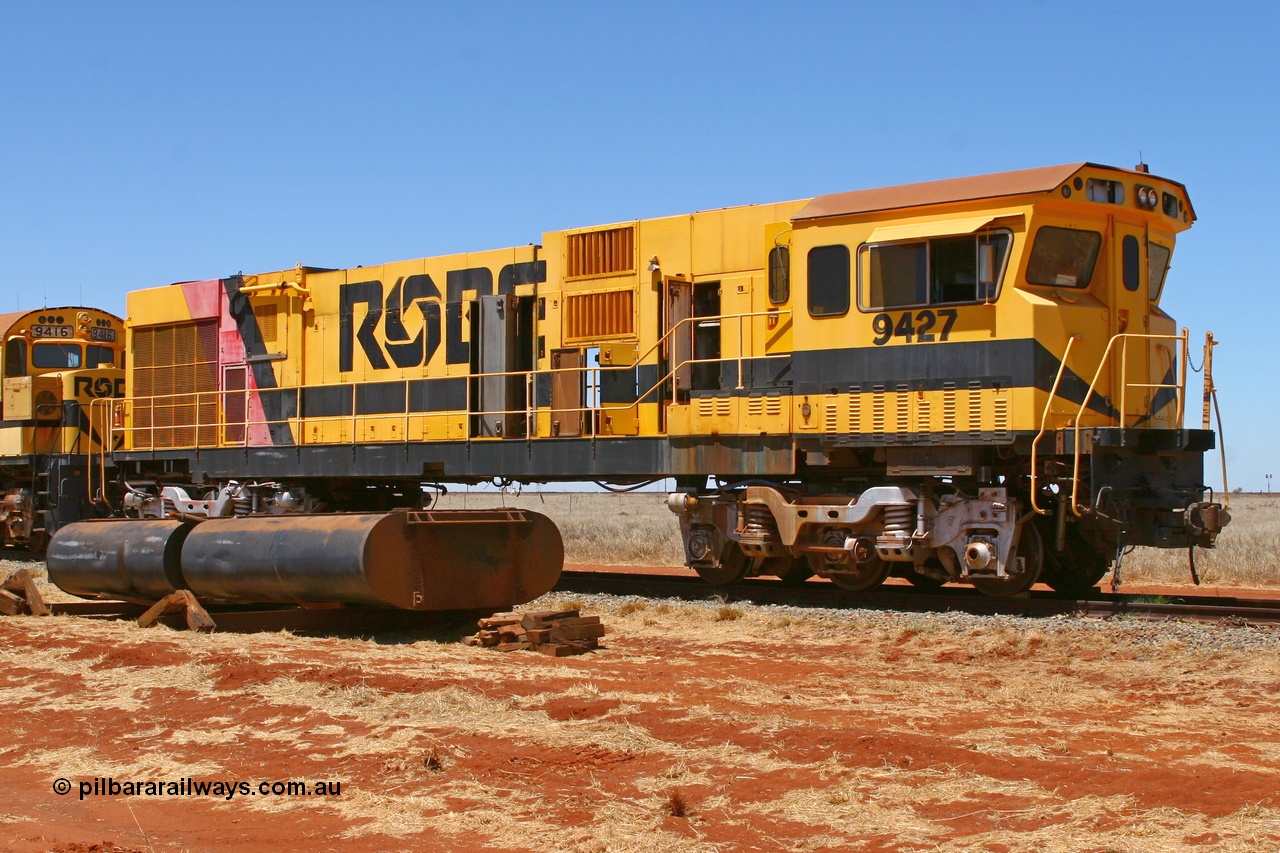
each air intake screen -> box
[564,290,635,341]
[566,226,635,278]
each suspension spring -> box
[233,496,253,516]
[882,504,913,537]
[740,503,779,542]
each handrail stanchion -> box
[1030,335,1078,514]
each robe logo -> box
[339,275,442,372]
[338,261,544,373]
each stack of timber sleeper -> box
[465,609,604,657]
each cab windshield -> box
[32,343,82,369]
[1026,226,1102,288]
[1149,242,1172,301]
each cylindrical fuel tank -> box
[47,520,191,602]
[179,509,563,610]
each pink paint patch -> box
[178,279,223,321]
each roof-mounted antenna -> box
[1135,151,1149,173]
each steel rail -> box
[554,570,1280,626]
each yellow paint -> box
[116,164,1195,452]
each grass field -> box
[434,488,1279,588]
[3,583,1278,852]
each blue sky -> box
[1,2,1274,489]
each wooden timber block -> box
[1,569,49,617]
[549,623,606,642]
[137,590,216,633]
[496,642,532,652]
[0,589,24,616]
[536,643,584,657]
[545,616,601,629]
[520,609,580,629]
[478,613,524,629]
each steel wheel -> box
[770,556,815,587]
[1042,525,1110,596]
[971,523,1044,598]
[898,558,948,591]
[693,542,749,586]
[805,551,891,592]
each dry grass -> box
[1122,494,1280,586]
[432,488,1280,588]
[1,592,1279,851]
[431,488,685,566]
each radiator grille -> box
[567,226,635,278]
[132,320,219,448]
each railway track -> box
[554,569,1280,627]
[6,551,1277,631]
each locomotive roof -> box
[0,307,123,339]
[793,162,1188,221]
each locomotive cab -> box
[0,308,125,548]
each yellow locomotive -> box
[0,308,125,549]
[47,162,1229,606]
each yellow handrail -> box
[1070,329,1189,517]
[1029,335,1079,514]
[105,307,793,450]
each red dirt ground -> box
[2,573,1278,851]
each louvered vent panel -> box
[564,290,635,341]
[824,395,840,433]
[848,385,861,434]
[872,384,886,434]
[994,398,1009,441]
[968,381,982,438]
[257,307,278,343]
[567,226,635,278]
[942,382,957,437]
[895,384,909,437]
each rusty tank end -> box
[47,509,563,611]
[46,519,191,603]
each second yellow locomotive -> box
[52,161,1228,603]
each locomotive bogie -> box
[669,484,1037,595]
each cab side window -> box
[3,339,27,377]
[808,245,850,317]
[859,231,1012,310]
